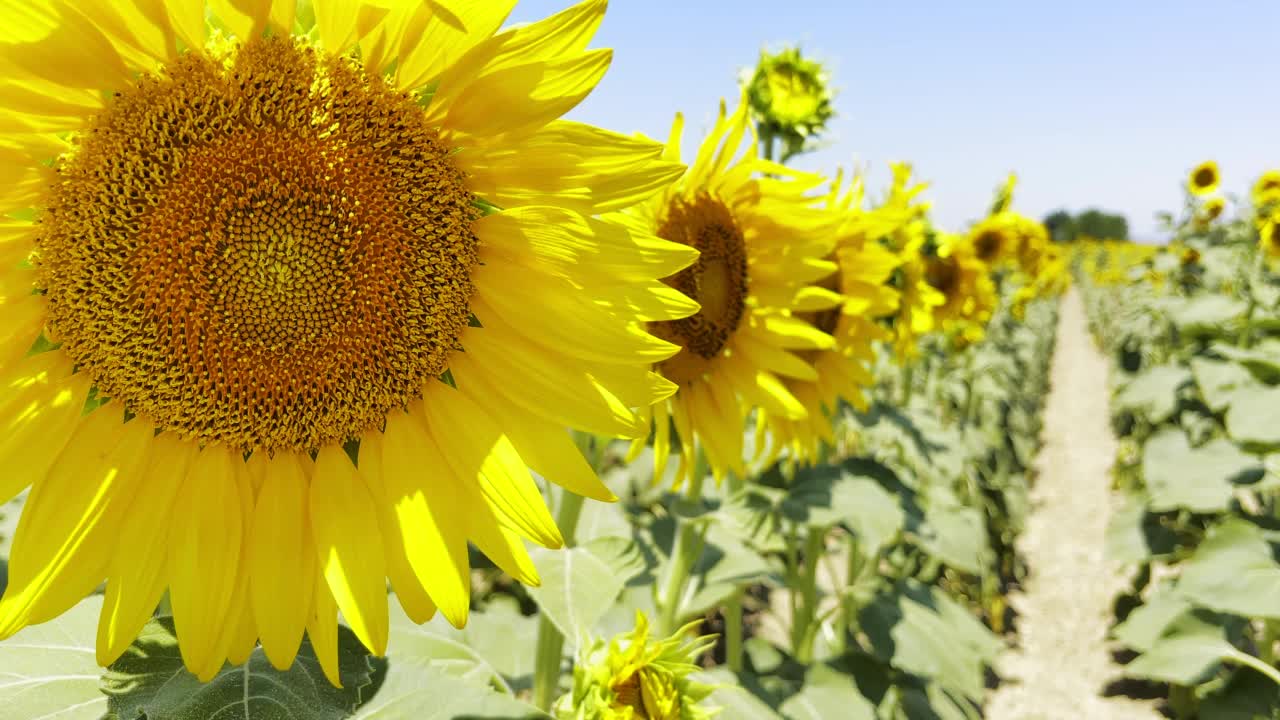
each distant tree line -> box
[1042,208,1129,242]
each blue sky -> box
[508,0,1280,241]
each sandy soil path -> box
[985,290,1161,720]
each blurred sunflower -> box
[624,99,839,486]
[925,234,997,345]
[758,171,899,464]
[1200,196,1226,221]
[1253,170,1280,211]
[1188,160,1220,196]
[0,0,696,684]
[1261,216,1280,259]
[967,213,1019,267]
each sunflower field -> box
[7,2,1265,720]
[1075,166,1280,716]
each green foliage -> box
[1044,207,1129,241]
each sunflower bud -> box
[743,46,834,162]
[553,612,718,720]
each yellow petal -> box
[97,432,195,666]
[443,50,611,142]
[454,325,643,438]
[249,451,315,670]
[0,1,132,90]
[421,381,562,549]
[168,443,247,679]
[357,431,438,624]
[395,0,516,91]
[452,368,614,502]
[0,357,88,505]
[306,578,342,687]
[314,0,393,56]
[0,407,151,636]
[311,445,390,656]
[380,405,471,627]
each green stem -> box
[657,453,708,634]
[791,529,825,663]
[899,361,915,407]
[531,482,589,710]
[725,590,744,673]
[1229,648,1280,687]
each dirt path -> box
[985,290,1161,720]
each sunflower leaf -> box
[102,617,374,720]
[0,594,106,720]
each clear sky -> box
[508,0,1280,241]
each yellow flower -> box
[555,612,718,720]
[743,46,834,160]
[1252,170,1280,212]
[967,213,1019,267]
[1261,215,1280,259]
[758,172,900,464]
[625,99,838,486]
[890,226,947,359]
[0,0,696,684]
[1188,160,1220,196]
[1200,196,1226,221]
[925,234,997,343]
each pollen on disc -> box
[35,36,480,453]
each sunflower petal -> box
[311,445,390,656]
[249,451,315,670]
[97,433,194,666]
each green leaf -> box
[1114,365,1191,425]
[353,661,545,719]
[103,617,373,720]
[526,537,645,644]
[385,596,537,692]
[0,595,107,720]
[1123,634,1235,686]
[1112,589,1192,652]
[1199,666,1280,720]
[779,664,875,720]
[1225,386,1280,453]
[859,585,991,701]
[1211,340,1280,385]
[1142,429,1260,513]
[1169,295,1247,338]
[1177,519,1280,620]
[1190,357,1261,413]
[696,669,783,720]
[915,487,987,575]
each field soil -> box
[985,290,1162,720]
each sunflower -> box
[0,0,697,684]
[1188,160,1220,196]
[1261,215,1280,259]
[758,172,899,464]
[624,99,839,486]
[1253,170,1280,212]
[743,46,834,161]
[967,213,1019,267]
[925,234,997,344]
[554,612,718,720]
[889,225,946,359]
[1200,196,1226,221]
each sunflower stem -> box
[725,589,744,672]
[790,528,825,663]
[657,451,709,635]
[530,448,593,710]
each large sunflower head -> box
[623,99,840,486]
[0,0,697,684]
[743,45,834,160]
[1188,160,1220,196]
